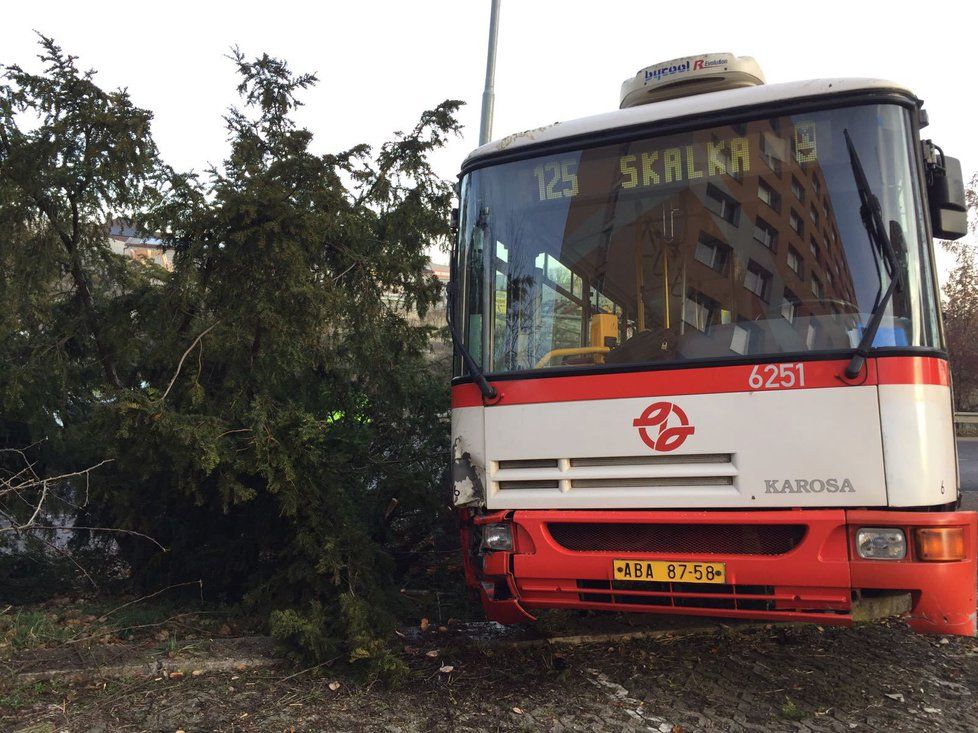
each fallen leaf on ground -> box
[923,707,941,713]
[885,693,905,702]
[169,671,185,681]
[513,707,523,715]
[328,681,341,691]
[191,670,203,677]
[425,650,439,658]
[439,665,454,674]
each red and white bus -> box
[448,54,976,635]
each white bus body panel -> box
[480,385,887,510]
[879,384,958,507]
[465,78,915,165]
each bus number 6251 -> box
[748,363,806,390]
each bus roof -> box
[463,78,916,167]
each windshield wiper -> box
[446,207,497,401]
[842,128,906,379]
[446,279,497,400]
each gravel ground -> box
[3,620,977,732]
[3,447,976,732]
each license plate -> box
[612,559,726,584]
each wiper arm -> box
[445,279,497,401]
[842,129,905,379]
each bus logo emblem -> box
[633,401,695,452]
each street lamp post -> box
[478,0,501,146]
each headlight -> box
[855,528,906,560]
[481,523,513,552]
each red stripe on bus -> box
[876,354,949,386]
[451,355,948,408]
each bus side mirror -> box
[923,141,967,240]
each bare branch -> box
[22,479,48,529]
[38,525,168,552]
[96,580,204,622]
[159,321,220,404]
[0,459,114,533]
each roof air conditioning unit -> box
[620,53,765,108]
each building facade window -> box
[730,324,751,355]
[683,290,718,332]
[758,179,781,212]
[791,176,804,202]
[694,234,728,273]
[781,289,798,323]
[787,247,802,276]
[753,217,778,251]
[705,184,740,225]
[761,135,781,174]
[790,210,804,236]
[744,260,772,301]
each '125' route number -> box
[748,363,806,390]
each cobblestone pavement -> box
[4,620,978,732]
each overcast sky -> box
[2,0,975,271]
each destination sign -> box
[531,136,751,202]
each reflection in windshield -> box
[454,104,939,375]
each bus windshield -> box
[453,103,941,376]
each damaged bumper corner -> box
[848,509,978,636]
[451,437,486,508]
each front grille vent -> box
[497,458,559,470]
[577,579,777,611]
[498,480,560,490]
[569,476,733,489]
[548,523,806,555]
[570,453,732,467]
[492,453,738,494]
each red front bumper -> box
[461,509,978,636]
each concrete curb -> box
[14,651,281,684]
[6,636,281,685]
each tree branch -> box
[159,321,220,403]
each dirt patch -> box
[2,619,977,732]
